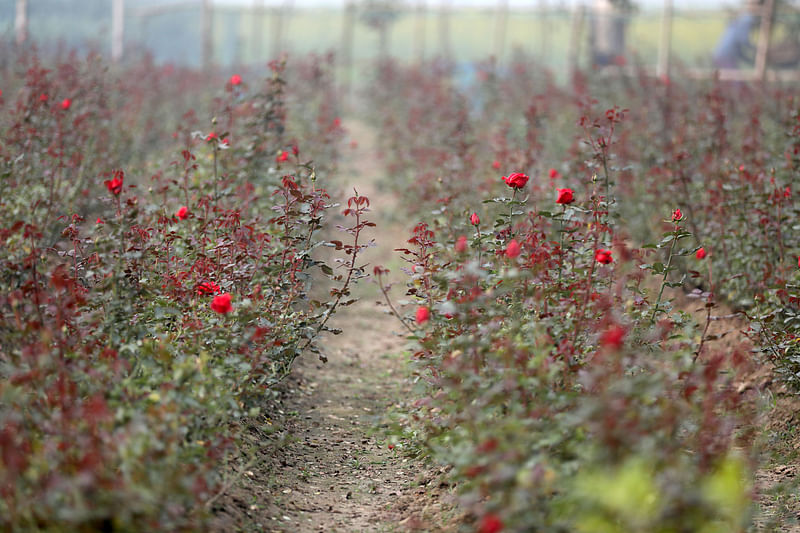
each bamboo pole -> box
[201,0,213,70]
[271,2,295,59]
[567,3,586,75]
[539,0,549,60]
[111,0,125,63]
[439,0,453,61]
[340,0,356,104]
[754,0,776,81]
[657,0,673,78]
[494,0,509,63]
[253,0,264,63]
[15,0,28,48]
[414,0,427,62]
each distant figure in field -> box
[712,14,757,69]
[590,0,628,67]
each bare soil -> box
[209,121,456,532]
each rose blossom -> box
[502,172,529,189]
[556,188,574,204]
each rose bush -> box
[367,56,792,530]
[0,51,365,530]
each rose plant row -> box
[368,57,797,531]
[0,50,364,530]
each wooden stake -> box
[657,0,673,78]
[439,0,452,61]
[414,0,427,62]
[340,1,356,103]
[15,0,28,48]
[567,3,586,75]
[539,0,549,60]
[201,0,213,71]
[754,0,776,81]
[494,0,509,64]
[111,0,125,63]
[253,0,264,64]
[271,2,294,59]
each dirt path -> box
[210,121,452,532]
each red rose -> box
[785,186,791,198]
[104,170,124,196]
[502,172,529,189]
[600,324,626,349]
[696,247,706,259]
[176,206,189,220]
[455,235,468,253]
[548,168,560,179]
[505,239,521,258]
[556,188,574,204]
[595,249,613,264]
[230,74,242,86]
[492,160,501,169]
[797,256,800,269]
[671,208,682,222]
[470,212,480,226]
[211,293,233,314]
[415,306,430,324]
[206,132,217,142]
[479,513,504,533]
[60,98,71,110]
[39,93,48,102]
[276,150,290,163]
[197,281,221,296]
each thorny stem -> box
[694,251,717,363]
[694,298,714,364]
[651,224,680,325]
[30,236,45,327]
[298,194,368,357]
[212,142,219,201]
[558,204,566,285]
[509,188,517,237]
[602,151,611,220]
[475,222,483,266]
[572,222,600,347]
[376,272,416,336]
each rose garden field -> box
[1,38,800,532]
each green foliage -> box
[369,57,782,530]
[0,52,358,530]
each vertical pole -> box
[201,0,213,71]
[341,0,355,92]
[567,3,585,75]
[112,0,125,63]
[657,0,672,78]
[494,0,508,63]
[253,0,264,64]
[270,5,283,59]
[539,0,549,62]
[439,0,452,61]
[414,0,427,62]
[754,0,775,81]
[15,0,28,48]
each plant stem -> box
[475,223,482,266]
[650,227,679,325]
[558,204,566,285]
[376,273,417,336]
[509,189,517,237]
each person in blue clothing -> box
[712,13,758,69]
